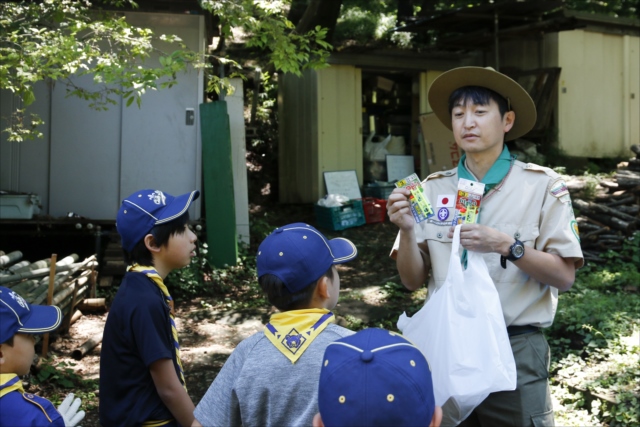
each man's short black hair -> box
[123,211,190,266]
[448,86,510,118]
[259,266,335,311]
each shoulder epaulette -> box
[522,162,560,179]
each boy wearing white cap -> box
[314,327,442,427]
[100,189,199,427]
[0,287,84,427]
[192,222,358,427]
[388,67,583,426]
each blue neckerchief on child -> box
[456,145,515,267]
[264,308,335,364]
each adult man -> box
[388,66,583,426]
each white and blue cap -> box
[318,328,436,426]
[0,287,63,344]
[116,189,199,252]
[257,223,357,293]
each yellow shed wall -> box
[316,65,362,201]
[558,30,639,157]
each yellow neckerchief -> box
[0,374,23,398]
[128,264,186,391]
[264,308,336,364]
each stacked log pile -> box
[568,145,640,264]
[0,251,99,331]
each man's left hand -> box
[449,224,511,256]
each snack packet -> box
[395,173,434,223]
[452,178,484,225]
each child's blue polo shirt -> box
[0,374,65,426]
[99,272,180,426]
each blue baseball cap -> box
[116,189,199,252]
[256,223,357,293]
[0,287,63,344]
[318,328,436,427]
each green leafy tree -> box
[0,0,333,142]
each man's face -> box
[451,97,514,157]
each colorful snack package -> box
[452,178,485,225]
[395,173,434,223]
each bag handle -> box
[445,225,465,285]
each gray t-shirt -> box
[193,323,353,427]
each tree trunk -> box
[294,0,343,42]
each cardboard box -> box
[419,113,462,174]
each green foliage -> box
[0,0,201,141]
[165,241,215,300]
[200,1,333,76]
[2,0,334,141]
[32,360,99,410]
[546,231,640,425]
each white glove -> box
[57,393,85,427]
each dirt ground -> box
[33,210,403,426]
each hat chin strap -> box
[507,97,511,111]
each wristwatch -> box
[500,239,525,269]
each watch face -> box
[513,244,525,258]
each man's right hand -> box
[387,187,415,231]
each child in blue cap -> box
[99,189,199,427]
[193,223,358,427]
[0,287,85,427]
[314,327,442,427]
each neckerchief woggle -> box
[456,145,515,266]
[264,308,335,364]
[128,265,187,392]
[0,374,23,399]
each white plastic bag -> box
[397,225,516,426]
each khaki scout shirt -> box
[391,160,584,328]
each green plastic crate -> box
[314,199,366,231]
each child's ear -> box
[144,234,161,253]
[316,277,330,300]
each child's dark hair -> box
[1,336,14,346]
[448,86,510,118]
[122,211,190,266]
[259,266,334,311]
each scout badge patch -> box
[396,173,434,223]
[264,308,336,364]
[452,178,484,225]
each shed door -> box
[49,12,203,219]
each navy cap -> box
[116,189,199,252]
[256,223,357,293]
[318,328,436,427]
[0,287,63,344]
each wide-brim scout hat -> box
[428,66,537,141]
[318,328,436,426]
[257,223,357,294]
[116,189,200,252]
[0,287,63,344]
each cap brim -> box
[18,305,63,335]
[156,190,200,225]
[328,237,357,264]
[428,67,537,141]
